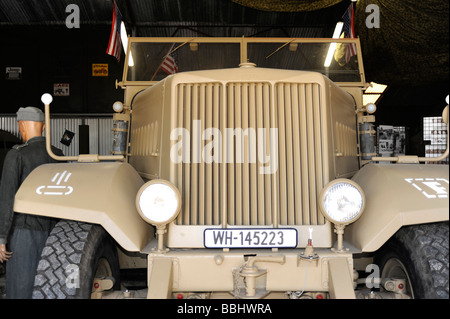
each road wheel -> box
[32,220,120,299]
[376,222,449,299]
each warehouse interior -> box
[0,0,448,301]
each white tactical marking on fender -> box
[36,171,74,196]
[404,178,449,199]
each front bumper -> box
[146,248,355,299]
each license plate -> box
[204,228,297,248]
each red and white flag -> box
[342,3,357,63]
[106,1,122,62]
[161,44,179,74]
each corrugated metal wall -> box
[0,116,113,156]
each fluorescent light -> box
[332,22,344,39]
[120,22,134,67]
[363,94,381,105]
[365,82,387,94]
[363,82,388,105]
[324,22,344,67]
[324,43,337,68]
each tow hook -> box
[236,255,285,298]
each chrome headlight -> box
[136,180,181,226]
[319,179,365,225]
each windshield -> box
[126,41,241,82]
[247,42,361,83]
[124,38,363,84]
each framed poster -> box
[92,64,108,76]
[6,67,22,80]
[54,83,70,96]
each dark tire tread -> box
[32,220,119,299]
[377,222,449,299]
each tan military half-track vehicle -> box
[14,37,448,299]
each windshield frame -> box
[121,37,366,87]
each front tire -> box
[32,220,120,299]
[376,222,449,299]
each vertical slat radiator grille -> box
[172,82,325,226]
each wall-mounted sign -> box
[54,83,70,96]
[6,67,22,80]
[92,64,108,76]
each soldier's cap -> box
[16,106,45,122]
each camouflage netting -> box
[232,0,342,12]
[233,0,449,86]
[356,0,449,86]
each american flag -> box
[161,44,179,75]
[106,1,122,62]
[342,3,357,63]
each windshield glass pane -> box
[126,42,241,82]
[125,40,362,83]
[247,42,361,83]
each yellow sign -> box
[92,64,108,76]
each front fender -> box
[346,163,449,252]
[14,162,153,252]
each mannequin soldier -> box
[0,106,63,299]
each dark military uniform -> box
[0,136,63,298]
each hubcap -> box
[381,258,414,298]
